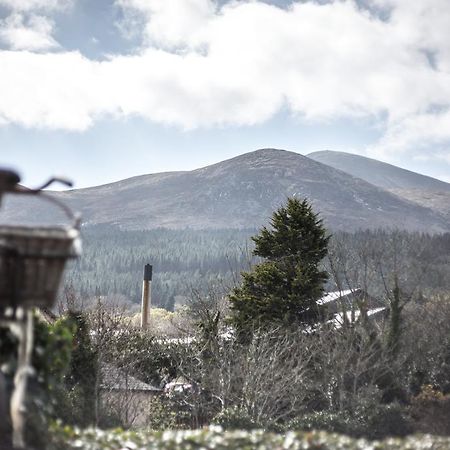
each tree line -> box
[64,224,450,311]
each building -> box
[100,363,161,427]
[317,288,387,330]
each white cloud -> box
[0,50,112,130]
[366,109,450,162]
[0,0,73,51]
[116,0,216,50]
[0,0,72,12]
[0,13,59,51]
[0,0,449,164]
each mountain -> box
[308,150,450,220]
[307,150,450,191]
[1,148,448,232]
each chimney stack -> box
[140,264,152,329]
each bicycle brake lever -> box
[34,176,73,191]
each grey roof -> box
[100,364,161,392]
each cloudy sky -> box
[0,0,449,188]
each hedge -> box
[49,425,450,450]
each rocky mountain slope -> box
[1,149,448,232]
[308,150,450,220]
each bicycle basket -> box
[0,225,81,309]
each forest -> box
[64,226,255,311]
[64,224,450,311]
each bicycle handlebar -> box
[0,169,81,229]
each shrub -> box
[147,396,177,430]
[285,411,354,435]
[358,403,414,440]
[212,406,260,430]
[48,425,450,450]
[411,385,450,436]
[26,315,75,449]
[285,404,413,440]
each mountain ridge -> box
[0,148,448,232]
[307,150,450,220]
[307,150,450,192]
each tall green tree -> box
[230,198,330,330]
[62,311,98,427]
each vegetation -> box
[0,313,76,448]
[3,198,450,448]
[7,291,450,447]
[49,425,450,450]
[64,226,255,311]
[63,225,450,312]
[230,198,330,330]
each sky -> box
[0,0,449,189]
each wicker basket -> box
[0,225,81,309]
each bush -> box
[49,425,450,450]
[26,316,75,449]
[286,411,354,435]
[146,396,177,430]
[358,403,414,440]
[411,385,450,436]
[212,406,260,430]
[285,404,413,440]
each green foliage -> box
[1,312,101,447]
[286,411,355,435]
[107,330,184,387]
[285,404,413,440]
[64,226,450,312]
[146,396,178,430]
[212,406,260,430]
[361,403,414,440]
[410,386,450,435]
[252,198,329,265]
[60,311,98,427]
[230,198,330,330]
[0,313,74,381]
[48,424,450,450]
[386,276,407,358]
[24,315,75,448]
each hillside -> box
[307,150,450,192]
[0,148,448,232]
[308,150,450,219]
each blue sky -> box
[1,0,449,188]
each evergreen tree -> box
[63,311,98,426]
[230,198,330,330]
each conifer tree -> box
[230,197,330,330]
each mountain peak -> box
[246,148,300,157]
[220,148,306,164]
[1,149,448,232]
[308,150,450,192]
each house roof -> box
[100,364,161,392]
[327,306,387,329]
[316,288,362,306]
